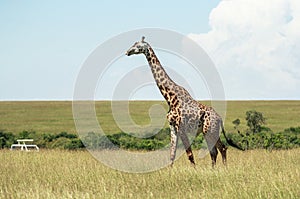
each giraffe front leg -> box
[178,130,195,166]
[169,125,178,166]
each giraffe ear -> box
[141,36,145,42]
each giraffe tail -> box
[220,121,245,151]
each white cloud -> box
[189,0,300,99]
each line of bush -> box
[227,127,300,150]
[82,128,300,151]
[0,127,299,150]
[0,131,84,150]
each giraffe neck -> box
[144,47,176,103]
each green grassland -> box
[0,101,300,135]
[0,149,299,198]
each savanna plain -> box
[0,101,299,198]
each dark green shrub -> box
[192,135,204,149]
[0,131,15,148]
[50,137,70,149]
[245,110,266,134]
[64,138,84,150]
[55,132,77,139]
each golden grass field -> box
[0,149,299,198]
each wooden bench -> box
[10,139,39,151]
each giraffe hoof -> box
[170,161,174,168]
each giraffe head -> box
[126,36,149,56]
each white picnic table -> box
[10,139,39,151]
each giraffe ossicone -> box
[126,37,243,167]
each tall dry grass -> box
[0,149,299,198]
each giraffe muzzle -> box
[126,49,137,56]
[126,51,133,56]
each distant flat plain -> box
[0,100,299,135]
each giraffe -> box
[126,37,243,167]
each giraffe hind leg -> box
[204,132,219,168]
[209,146,218,168]
[216,138,227,165]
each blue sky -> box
[1,0,300,100]
[0,0,219,100]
